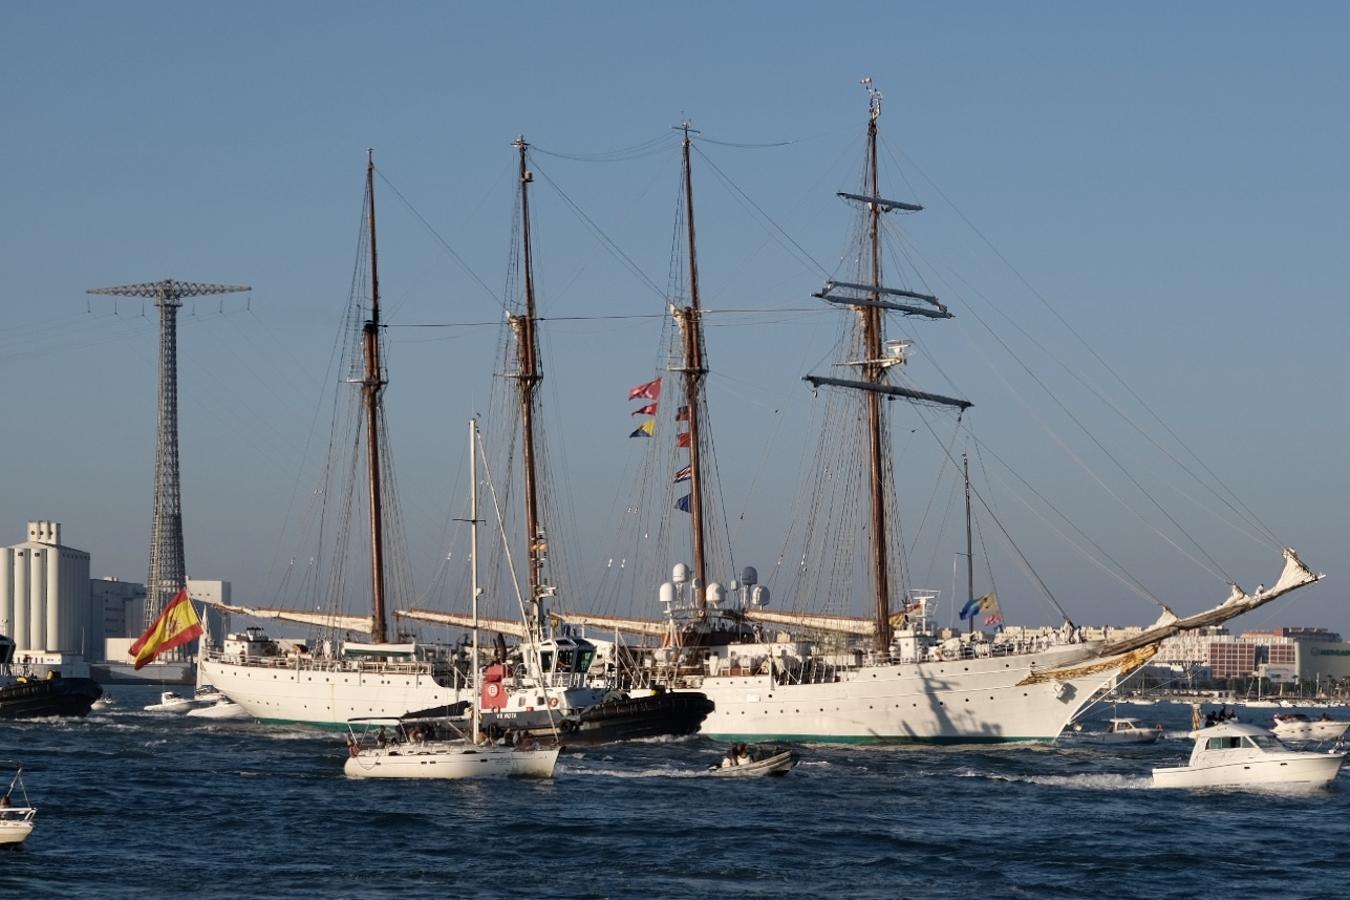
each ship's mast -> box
[363,150,389,645]
[803,81,968,652]
[511,136,546,634]
[861,92,892,649]
[677,123,710,612]
[469,419,481,744]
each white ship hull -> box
[200,656,467,728]
[683,643,1123,743]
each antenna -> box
[862,76,882,121]
[87,279,251,631]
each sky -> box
[1,2,1346,637]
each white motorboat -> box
[0,766,36,846]
[143,690,197,713]
[1271,713,1350,743]
[708,746,798,778]
[1153,722,1346,789]
[1074,717,1163,745]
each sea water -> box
[3,689,1349,899]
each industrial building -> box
[0,521,94,656]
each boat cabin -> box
[221,627,280,659]
[1107,718,1151,734]
[537,637,596,687]
[1184,722,1283,766]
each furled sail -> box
[395,608,530,639]
[197,599,373,635]
[1099,548,1323,657]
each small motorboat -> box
[1271,713,1350,743]
[342,720,558,781]
[0,765,36,846]
[708,745,798,778]
[143,690,197,713]
[1153,722,1346,789]
[1073,717,1163,745]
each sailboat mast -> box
[363,149,388,645]
[512,136,545,632]
[862,97,892,650]
[470,419,481,744]
[678,123,710,610]
[963,452,975,622]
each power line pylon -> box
[88,279,251,630]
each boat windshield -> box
[1246,734,1281,750]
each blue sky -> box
[1,3,1346,635]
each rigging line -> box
[957,297,1236,586]
[885,140,1282,548]
[691,144,831,278]
[527,158,667,301]
[531,131,679,162]
[942,266,1278,553]
[964,417,1161,606]
[373,168,504,310]
[899,399,1072,621]
[387,306,827,327]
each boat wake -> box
[558,763,702,779]
[956,769,1155,791]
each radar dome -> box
[741,566,759,586]
[672,563,689,584]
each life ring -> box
[548,696,559,709]
[559,719,578,734]
[486,683,501,698]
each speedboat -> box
[143,690,196,713]
[708,746,798,778]
[184,696,250,720]
[342,721,557,780]
[1271,712,1350,743]
[0,766,36,846]
[1153,722,1346,789]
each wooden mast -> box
[512,136,546,634]
[862,94,892,650]
[362,149,388,645]
[678,123,710,612]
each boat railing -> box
[204,649,444,677]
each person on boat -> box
[721,744,742,768]
[0,793,11,808]
[736,744,753,766]
[346,733,360,758]
[376,726,389,749]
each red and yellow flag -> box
[129,588,204,670]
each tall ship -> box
[555,83,1323,743]
[199,154,469,726]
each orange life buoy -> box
[548,696,559,709]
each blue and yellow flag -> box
[629,419,655,439]
[959,592,998,621]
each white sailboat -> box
[199,153,469,726]
[557,83,1323,744]
[0,766,36,846]
[344,421,558,780]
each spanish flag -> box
[129,588,204,670]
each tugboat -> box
[478,635,714,746]
[0,635,102,720]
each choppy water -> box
[3,689,1349,899]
